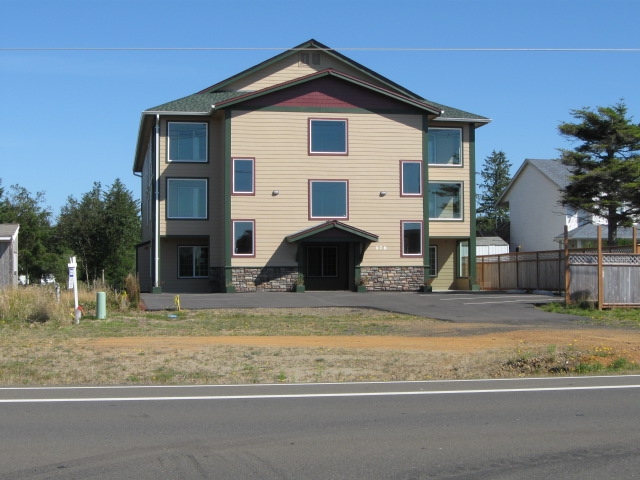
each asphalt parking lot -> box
[141,291,584,327]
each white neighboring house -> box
[497,159,605,252]
[0,224,19,289]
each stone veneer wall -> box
[360,266,424,292]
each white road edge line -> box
[2,384,640,403]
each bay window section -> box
[178,246,209,278]
[401,160,422,196]
[167,178,207,219]
[428,128,461,165]
[309,180,348,219]
[168,122,207,163]
[401,221,423,256]
[428,182,462,220]
[233,220,255,256]
[309,119,347,154]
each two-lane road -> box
[2,376,640,479]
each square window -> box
[168,122,207,163]
[429,183,462,220]
[309,119,347,154]
[233,220,255,256]
[402,221,423,256]
[178,246,209,278]
[309,180,348,219]
[429,246,437,277]
[428,128,461,165]
[233,158,254,194]
[401,161,422,196]
[167,179,207,219]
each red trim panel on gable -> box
[241,76,416,111]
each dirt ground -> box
[79,323,640,361]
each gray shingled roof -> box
[528,159,572,188]
[554,224,639,241]
[146,91,247,113]
[0,224,19,239]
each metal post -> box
[597,226,603,311]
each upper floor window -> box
[428,128,461,165]
[309,119,348,155]
[309,180,348,219]
[167,178,207,219]
[168,122,207,163]
[401,221,423,257]
[429,182,462,220]
[401,160,422,196]
[178,246,209,278]
[232,158,254,195]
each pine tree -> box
[558,101,640,245]
[476,150,511,235]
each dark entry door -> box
[305,244,349,290]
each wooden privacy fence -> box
[476,226,640,309]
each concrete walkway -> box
[141,291,584,327]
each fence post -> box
[564,225,570,305]
[597,226,603,311]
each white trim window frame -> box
[232,157,255,195]
[401,160,422,196]
[428,182,463,221]
[401,220,423,257]
[167,178,208,219]
[428,127,462,166]
[308,118,348,155]
[309,180,349,220]
[232,220,255,257]
[167,122,208,163]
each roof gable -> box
[498,159,568,205]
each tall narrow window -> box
[167,178,207,219]
[178,246,209,278]
[458,240,469,278]
[428,128,461,165]
[168,122,207,163]
[401,221,423,256]
[309,180,348,219]
[233,220,255,257]
[429,182,462,220]
[428,246,438,277]
[232,158,254,195]
[309,119,347,154]
[401,161,422,196]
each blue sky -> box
[1,0,639,218]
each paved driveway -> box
[141,291,584,327]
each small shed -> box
[476,236,509,256]
[0,224,19,289]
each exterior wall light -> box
[272,190,280,196]
[379,191,387,197]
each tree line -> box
[0,179,140,287]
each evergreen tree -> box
[476,150,511,235]
[558,101,640,245]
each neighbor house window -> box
[307,246,338,277]
[401,160,422,196]
[167,178,207,219]
[458,240,469,277]
[233,220,255,256]
[178,246,209,278]
[401,221,423,256]
[428,128,461,165]
[232,158,254,195]
[309,180,348,219]
[309,119,347,155]
[429,246,437,277]
[168,122,207,163]
[429,182,462,220]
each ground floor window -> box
[402,221,423,256]
[429,245,437,277]
[458,240,469,277]
[178,246,209,278]
[307,246,338,277]
[233,220,255,256]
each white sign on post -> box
[67,257,79,315]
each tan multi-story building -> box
[133,39,490,293]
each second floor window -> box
[309,180,348,219]
[232,158,255,194]
[401,161,422,196]
[429,182,462,220]
[168,122,207,163]
[167,178,207,219]
[309,119,347,155]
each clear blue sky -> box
[1,0,638,219]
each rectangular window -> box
[168,122,207,163]
[429,246,437,277]
[232,158,254,195]
[309,180,348,219]
[307,246,338,277]
[178,246,209,278]
[428,128,461,165]
[401,221,423,256]
[233,220,255,256]
[401,160,422,196]
[309,119,347,155]
[167,178,207,219]
[458,240,469,277]
[429,182,462,220]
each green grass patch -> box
[540,302,640,328]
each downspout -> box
[154,114,161,292]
